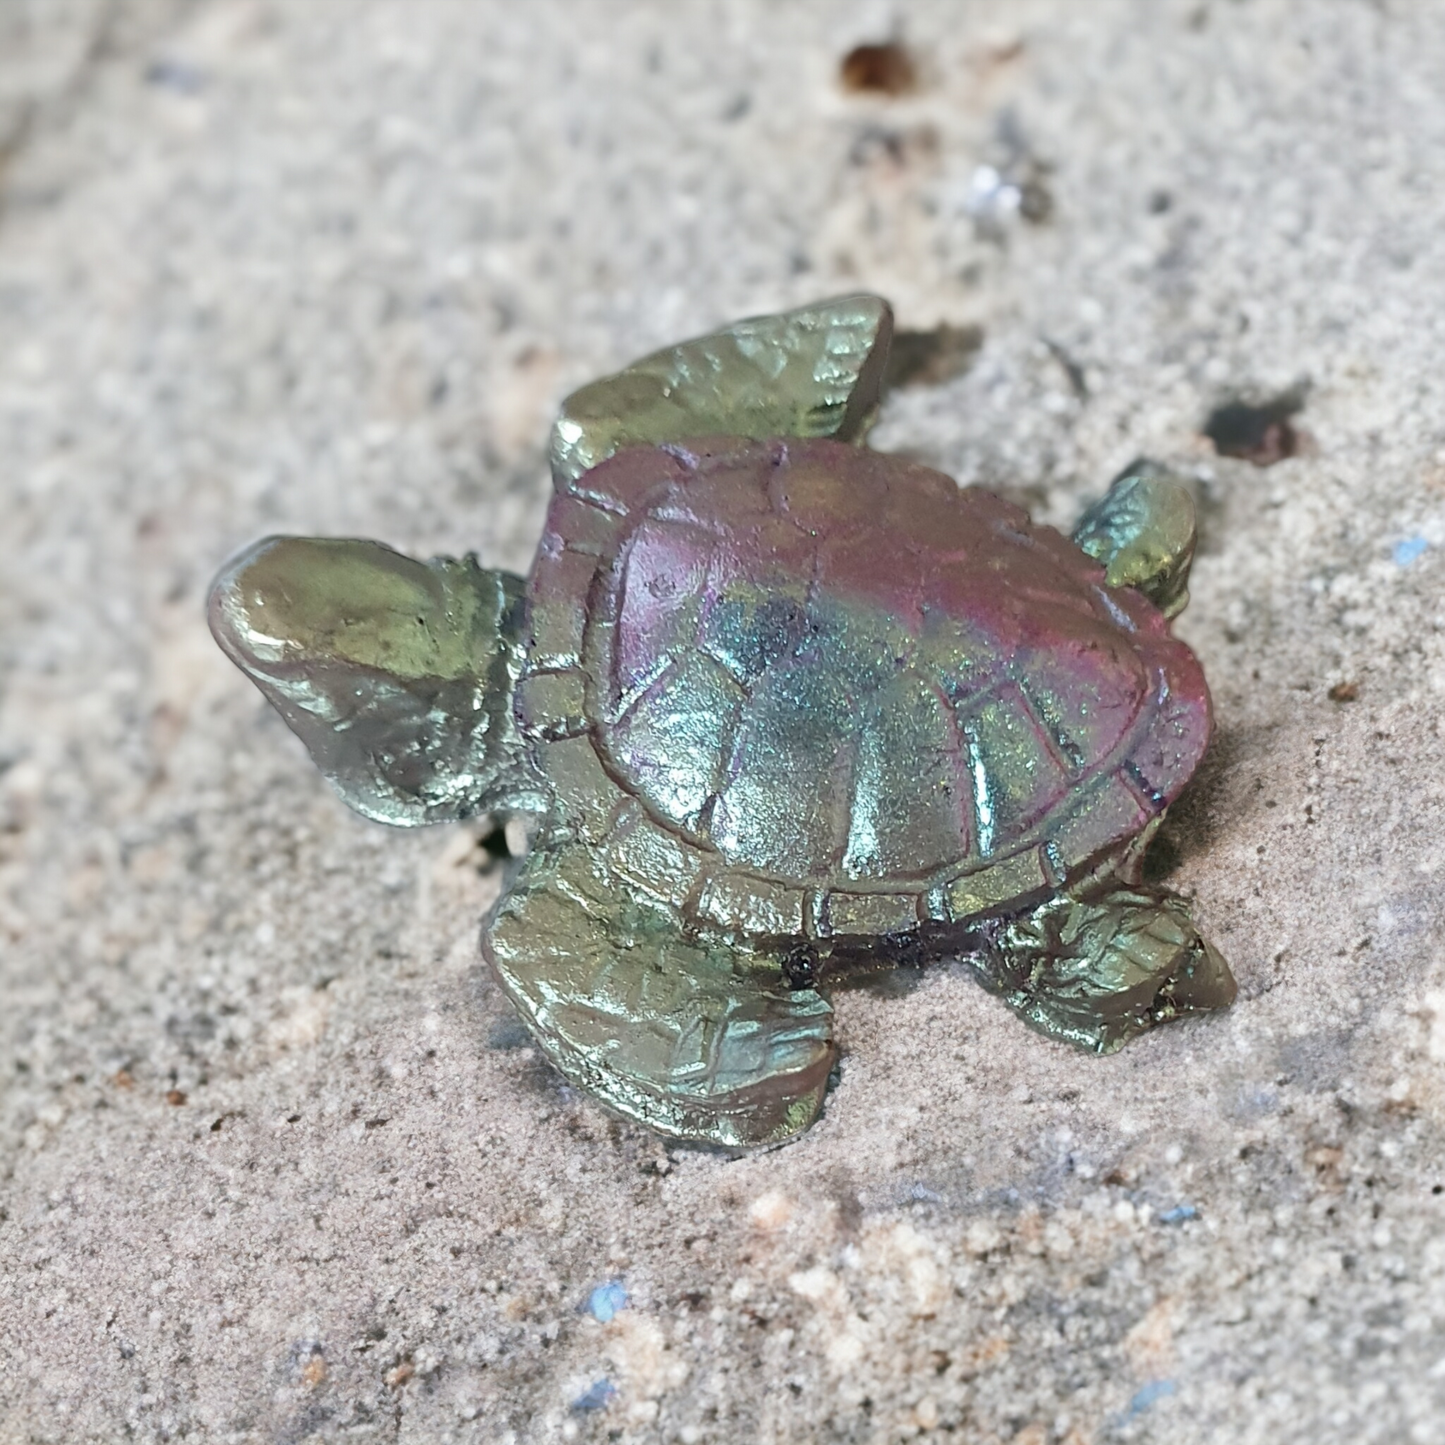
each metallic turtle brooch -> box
[210,296,1235,1147]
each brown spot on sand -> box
[840,42,917,96]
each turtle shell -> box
[519,438,1210,935]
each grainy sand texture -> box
[3,3,1445,1442]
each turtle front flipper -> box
[550,294,894,484]
[970,886,1236,1053]
[483,838,836,1148]
[1072,460,1197,618]
[209,537,546,825]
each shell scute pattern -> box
[841,669,968,881]
[559,437,690,515]
[609,650,745,835]
[523,437,1209,914]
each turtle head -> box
[209,536,547,826]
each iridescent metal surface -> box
[1072,459,1198,619]
[528,438,1208,897]
[974,885,1235,1053]
[209,537,544,825]
[485,834,835,1149]
[549,294,893,484]
[209,294,1236,1148]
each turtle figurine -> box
[209,295,1235,1148]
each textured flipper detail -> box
[484,839,836,1147]
[550,295,894,484]
[971,885,1235,1052]
[1073,460,1197,619]
[209,536,545,825]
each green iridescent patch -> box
[209,537,542,826]
[1073,460,1198,618]
[549,294,894,484]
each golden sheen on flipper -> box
[209,296,1235,1149]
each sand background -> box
[4,3,1445,1441]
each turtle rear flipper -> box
[1073,460,1197,619]
[971,885,1236,1053]
[209,537,545,826]
[484,839,836,1148]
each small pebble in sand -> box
[584,1280,629,1323]
[748,1190,795,1230]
